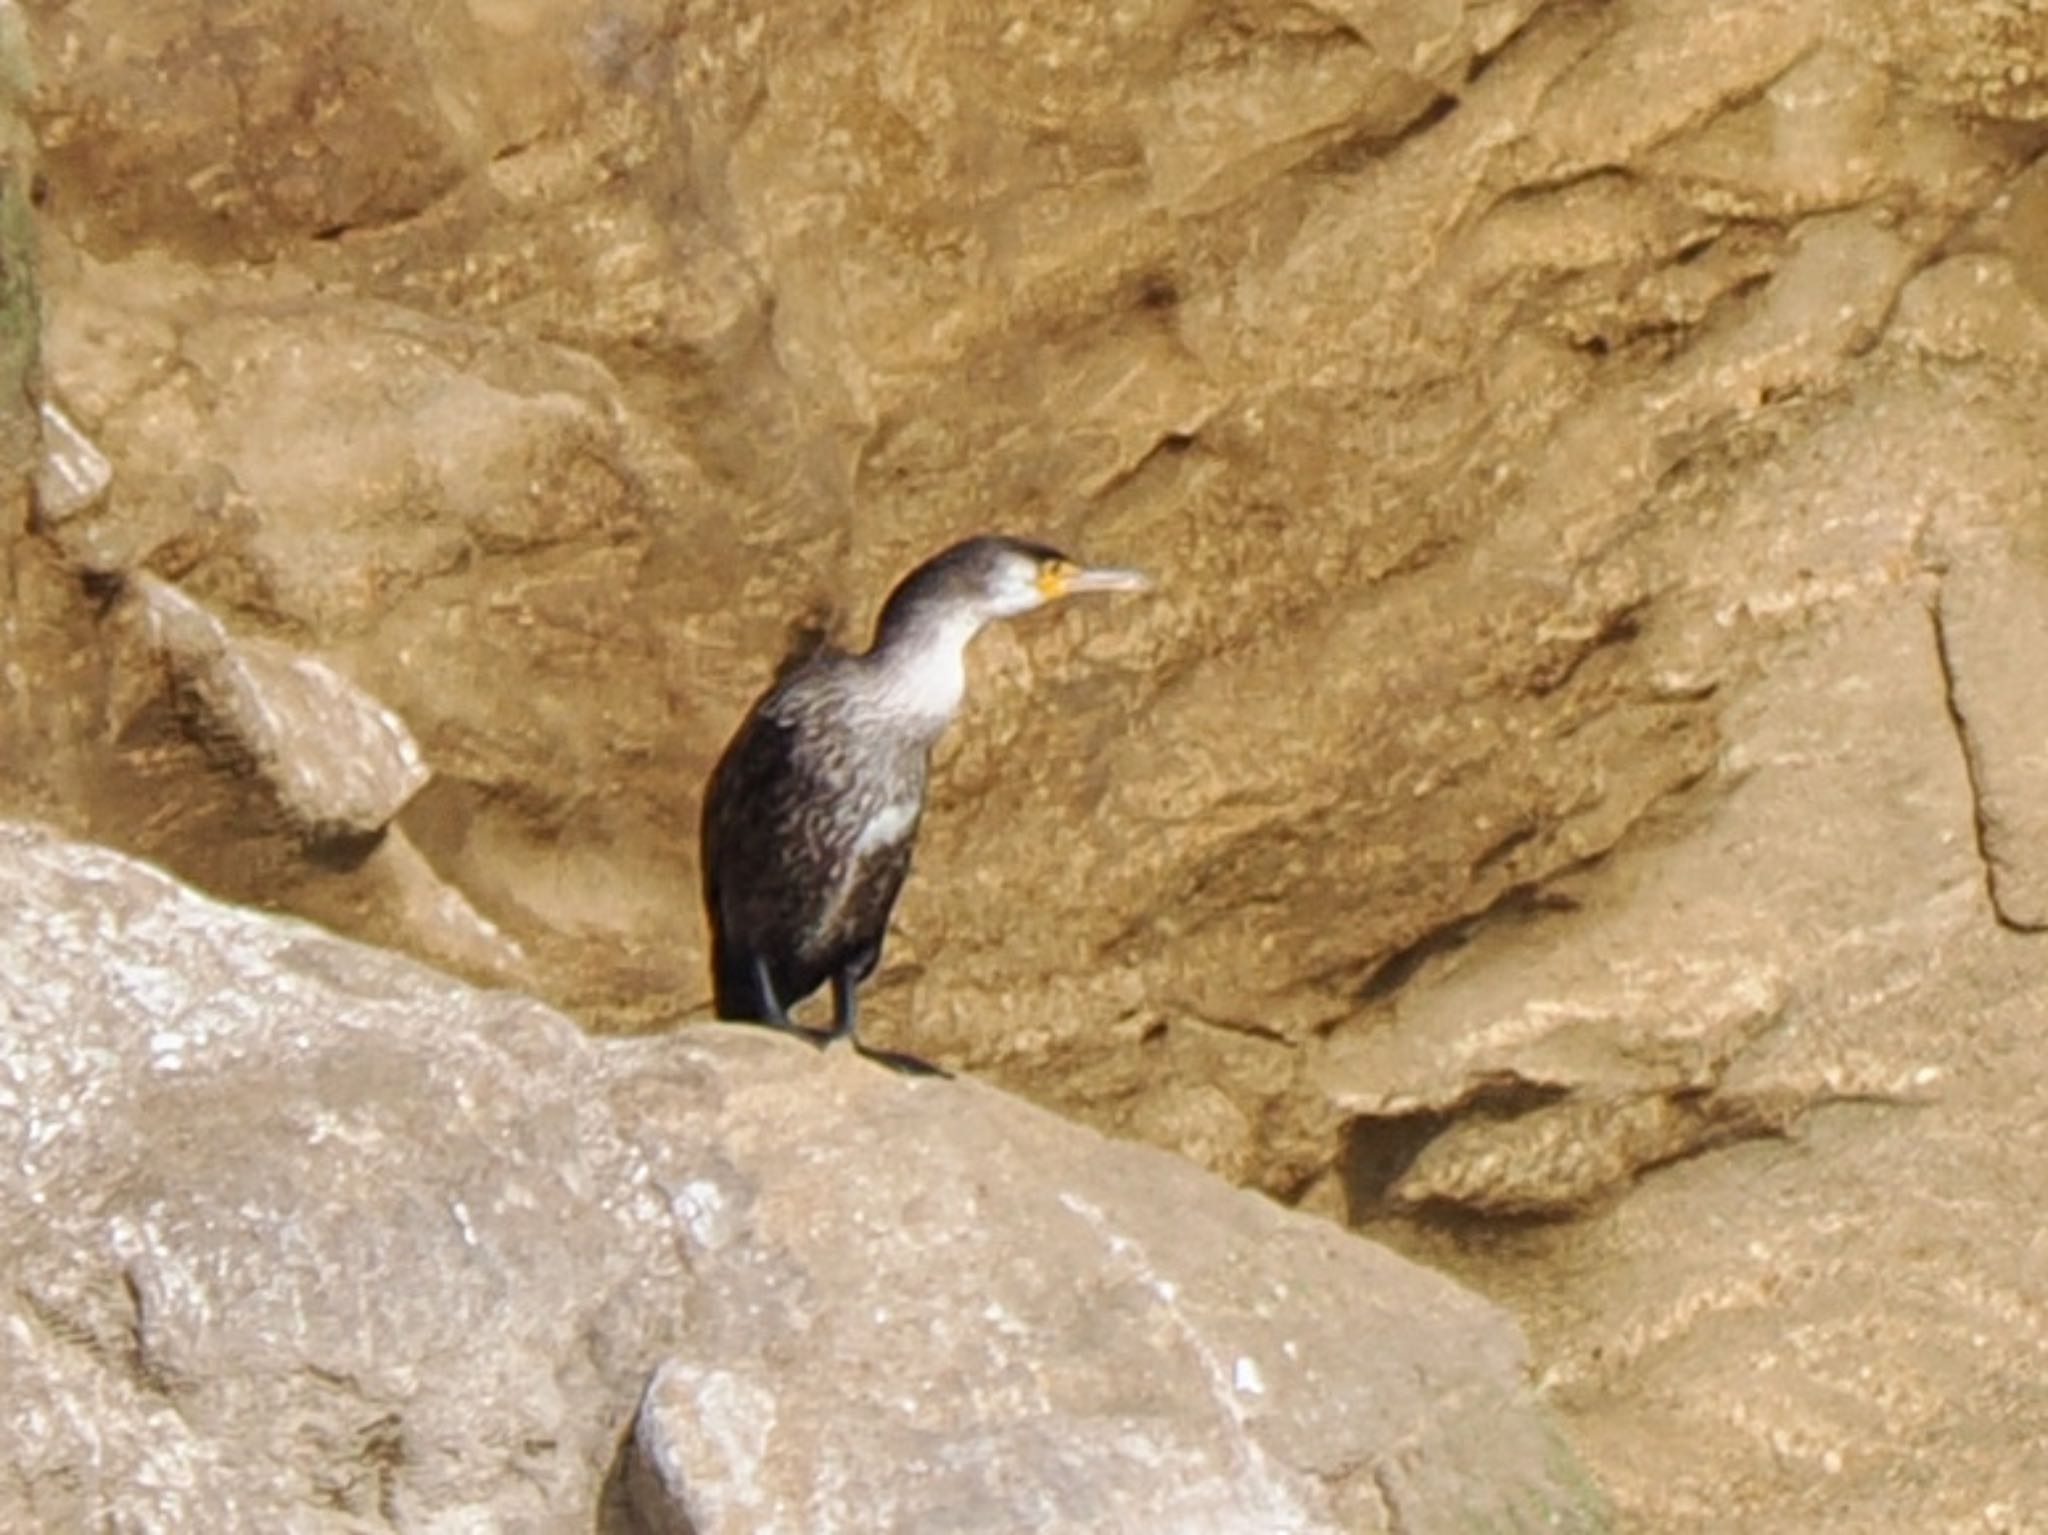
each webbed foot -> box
[721,1014,835,1050]
[851,1039,952,1078]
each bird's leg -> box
[754,954,791,1027]
[834,963,950,1078]
[827,966,857,1040]
[734,954,831,1049]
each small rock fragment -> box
[33,398,113,524]
[132,574,430,845]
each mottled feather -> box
[700,654,926,1020]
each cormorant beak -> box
[1041,563,1153,599]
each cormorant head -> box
[873,534,1151,646]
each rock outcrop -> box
[0,823,1594,1533]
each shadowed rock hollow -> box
[3,1,2047,1528]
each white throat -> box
[866,608,983,737]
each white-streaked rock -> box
[32,397,112,524]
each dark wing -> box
[700,654,932,1017]
[699,677,875,1013]
[700,701,794,1018]
[701,703,807,978]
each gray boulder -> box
[0,823,1599,1532]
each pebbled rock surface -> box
[0,823,1594,1534]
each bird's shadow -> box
[713,1015,952,1079]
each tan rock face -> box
[0,824,1594,1534]
[7,0,2048,1527]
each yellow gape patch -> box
[1036,559,1077,599]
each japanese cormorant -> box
[699,534,1150,1073]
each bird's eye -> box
[1035,559,1075,598]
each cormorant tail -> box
[710,940,775,1023]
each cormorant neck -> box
[862,605,988,738]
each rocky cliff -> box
[3,0,2046,1528]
